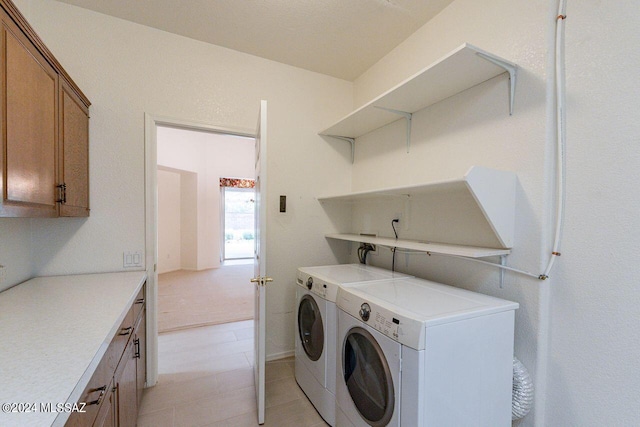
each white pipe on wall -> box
[542,0,568,279]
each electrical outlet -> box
[123,251,143,268]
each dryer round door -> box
[342,326,395,427]
[297,294,324,361]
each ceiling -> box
[54,0,454,81]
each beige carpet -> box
[158,264,254,333]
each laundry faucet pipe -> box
[542,0,568,279]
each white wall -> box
[11,0,354,358]
[180,172,198,271]
[157,127,255,270]
[0,219,34,293]
[545,2,640,425]
[157,169,181,274]
[348,0,640,426]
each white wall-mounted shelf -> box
[326,233,510,258]
[319,166,516,248]
[319,43,517,160]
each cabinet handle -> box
[135,298,145,305]
[56,183,67,204]
[134,338,140,359]
[118,326,133,336]
[86,385,107,406]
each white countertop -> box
[0,271,147,427]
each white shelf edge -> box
[326,234,510,258]
[318,43,517,140]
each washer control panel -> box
[296,271,339,302]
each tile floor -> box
[137,320,328,427]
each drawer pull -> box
[87,385,107,406]
[135,298,145,304]
[118,326,133,336]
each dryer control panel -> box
[372,311,400,340]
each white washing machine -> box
[335,277,519,427]
[295,264,411,426]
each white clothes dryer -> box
[295,264,411,426]
[335,277,519,427]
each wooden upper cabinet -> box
[0,0,90,218]
[59,78,90,216]
[0,12,58,217]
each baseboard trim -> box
[266,350,294,362]
[157,267,182,274]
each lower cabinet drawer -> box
[107,307,134,373]
[133,285,145,322]
[92,378,116,427]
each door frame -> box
[144,113,254,386]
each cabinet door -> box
[0,11,58,217]
[135,308,146,408]
[115,338,138,427]
[59,78,89,217]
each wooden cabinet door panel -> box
[1,17,58,216]
[59,79,89,217]
[115,339,138,427]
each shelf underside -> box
[319,166,517,248]
[319,43,517,139]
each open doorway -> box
[155,125,255,333]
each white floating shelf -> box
[319,166,516,248]
[326,234,510,258]
[319,43,517,142]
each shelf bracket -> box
[374,107,412,153]
[475,52,518,115]
[326,135,356,163]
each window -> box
[222,185,255,260]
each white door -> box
[253,99,269,424]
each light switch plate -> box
[123,251,143,268]
[0,265,6,284]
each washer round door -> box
[297,294,324,361]
[343,326,395,427]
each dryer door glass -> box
[343,327,394,427]
[298,295,324,361]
